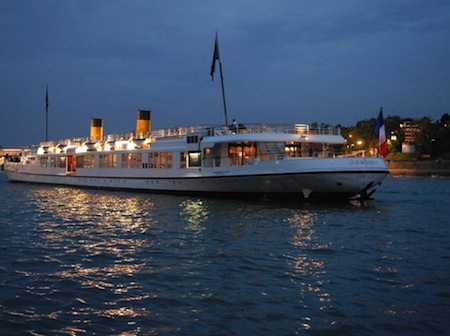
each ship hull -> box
[5,157,388,200]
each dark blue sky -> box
[1,0,449,146]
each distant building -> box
[400,121,419,154]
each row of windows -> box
[228,144,257,166]
[40,147,260,169]
[100,154,117,168]
[37,143,324,169]
[53,156,66,168]
[39,151,209,169]
[38,152,190,169]
[148,152,173,168]
[39,156,69,168]
[76,155,95,168]
[40,155,95,168]
[122,153,142,168]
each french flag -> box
[374,107,387,157]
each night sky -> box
[1,0,449,146]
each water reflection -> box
[31,187,157,232]
[179,198,209,230]
[284,209,333,331]
[7,184,383,334]
[30,188,156,276]
[21,187,166,327]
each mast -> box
[210,32,229,127]
[45,84,49,141]
[219,55,229,127]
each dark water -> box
[0,172,449,336]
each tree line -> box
[338,113,450,159]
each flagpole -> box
[218,59,229,127]
[45,84,49,142]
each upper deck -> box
[37,123,342,151]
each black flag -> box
[210,33,220,80]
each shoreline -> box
[386,160,450,176]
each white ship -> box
[4,111,389,200]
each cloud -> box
[1,0,449,146]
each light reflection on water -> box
[17,186,334,334]
[23,187,164,329]
[1,176,449,335]
[283,210,332,330]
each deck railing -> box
[39,123,342,151]
[148,123,341,139]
